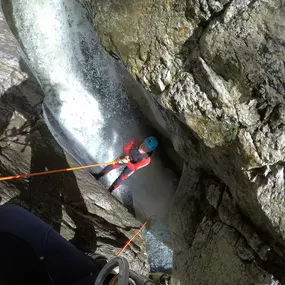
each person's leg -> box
[108,166,134,192]
[91,163,121,180]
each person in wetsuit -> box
[91,136,158,192]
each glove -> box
[116,156,130,164]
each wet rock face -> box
[91,0,285,283]
[0,12,149,275]
[91,0,193,93]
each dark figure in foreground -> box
[0,204,168,285]
[92,136,158,192]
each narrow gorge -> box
[0,1,284,284]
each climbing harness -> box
[0,160,117,181]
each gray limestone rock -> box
[90,0,285,283]
[90,0,193,92]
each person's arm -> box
[115,140,135,163]
[126,157,151,171]
[116,155,130,164]
[123,140,135,156]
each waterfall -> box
[2,0,177,271]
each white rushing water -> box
[2,0,178,271]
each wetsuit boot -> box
[91,172,104,180]
[108,185,115,193]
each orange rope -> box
[0,155,148,259]
[116,220,149,257]
[0,160,116,181]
